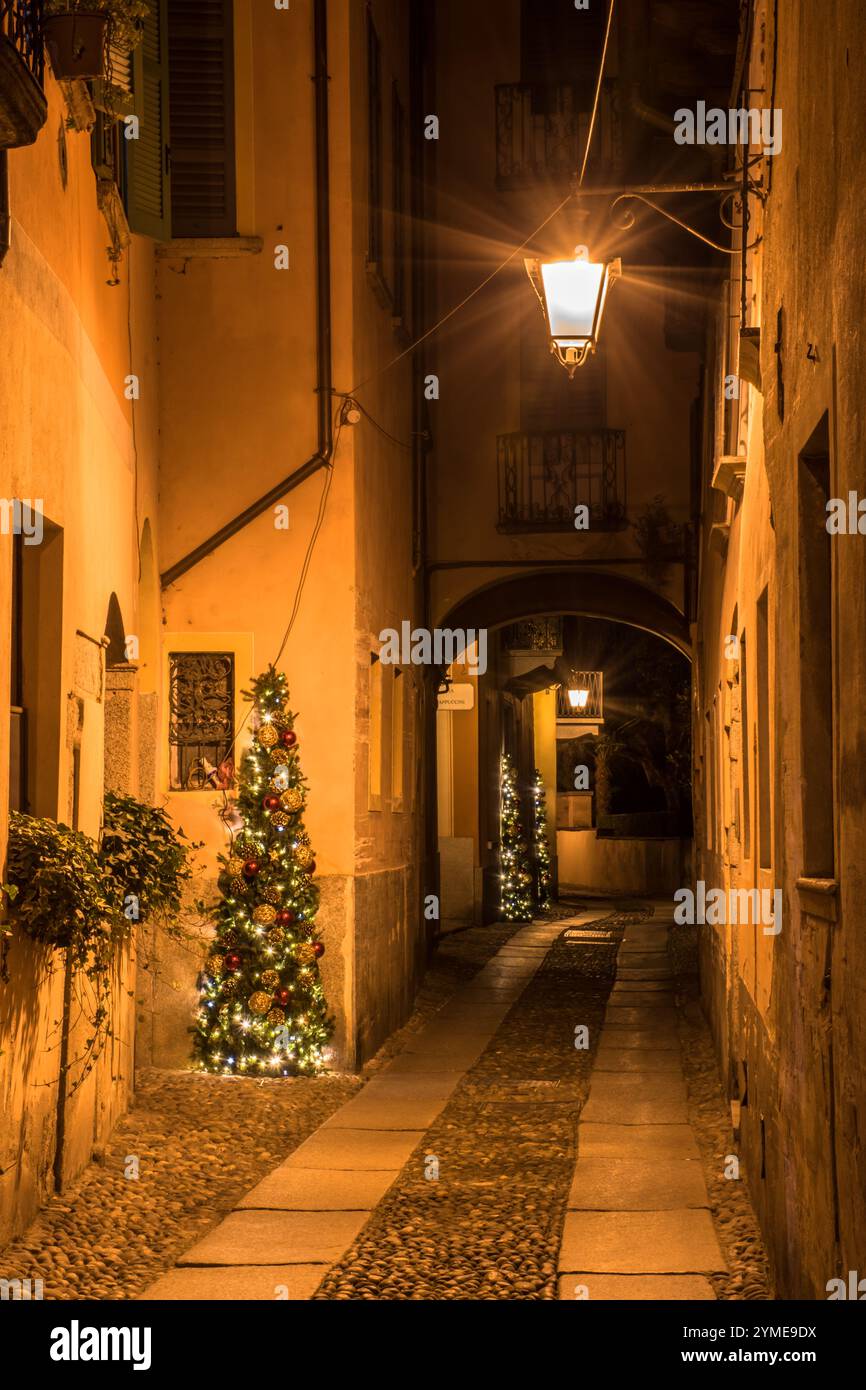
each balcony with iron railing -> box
[495,80,620,192]
[0,0,46,148]
[497,428,626,533]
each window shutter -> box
[167,0,236,238]
[126,0,171,240]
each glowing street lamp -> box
[524,245,621,376]
[567,685,590,710]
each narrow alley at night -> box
[0,0,862,1359]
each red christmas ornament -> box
[280,729,297,748]
[262,794,281,812]
[242,860,260,879]
[312,942,325,959]
[274,986,293,1007]
[276,909,295,926]
[224,952,242,972]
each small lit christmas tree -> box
[499,753,533,922]
[531,768,552,907]
[194,667,334,1075]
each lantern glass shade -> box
[568,687,590,710]
[540,258,605,340]
[525,248,621,376]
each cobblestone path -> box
[313,913,627,1299]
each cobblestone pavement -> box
[1,903,772,1301]
[0,917,530,1301]
[314,913,628,1300]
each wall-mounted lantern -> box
[524,245,621,376]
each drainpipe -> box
[0,152,10,267]
[160,0,334,590]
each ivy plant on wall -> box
[1,798,198,1089]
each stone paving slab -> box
[176,1210,370,1266]
[594,1047,683,1073]
[403,1030,491,1060]
[582,1095,689,1124]
[607,999,677,1014]
[557,1273,716,1300]
[567,1157,709,1211]
[141,1264,328,1301]
[317,1088,448,1130]
[584,1072,688,1102]
[285,1127,424,1170]
[605,1006,679,1025]
[597,1029,679,1049]
[236,1165,400,1210]
[611,979,674,992]
[615,966,673,981]
[560,1210,726,1273]
[579,1122,701,1160]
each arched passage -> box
[430,571,693,932]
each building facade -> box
[0,0,431,1243]
[694,0,866,1298]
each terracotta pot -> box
[43,11,108,81]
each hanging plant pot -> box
[43,11,109,81]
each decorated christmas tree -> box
[499,753,534,922]
[194,667,334,1075]
[531,768,552,907]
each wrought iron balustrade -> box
[1,0,44,85]
[497,428,626,533]
[495,80,620,191]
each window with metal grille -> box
[168,652,235,791]
[167,0,236,238]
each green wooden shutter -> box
[167,0,236,238]
[126,0,171,240]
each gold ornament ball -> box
[261,969,280,989]
[226,856,245,877]
[222,979,239,999]
[262,886,281,906]
[295,942,316,965]
[267,1007,286,1026]
[229,876,246,896]
[294,845,314,868]
[249,991,272,1016]
[253,904,277,926]
[280,787,304,813]
[270,749,291,768]
[267,926,286,946]
[222,929,240,948]
[208,954,225,976]
[257,723,279,749]
[271,811,290,831]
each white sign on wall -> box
[437,682,475,711]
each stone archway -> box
[436,569,692,658]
